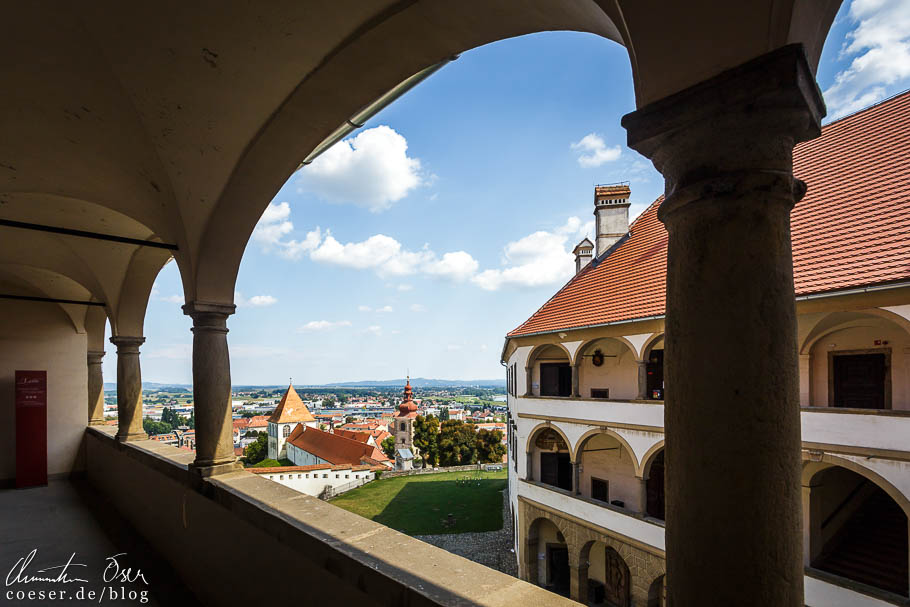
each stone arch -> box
[579,539,632,606]
[641,332,665,361]
[573,427,637,469]
[112,248,174,337]
[800,309,910,355]
[638,440,665,479]
[525,422,572,460]
[647,574,666,607]
[801,453,909,597]
[190,6,626,303]
[802,452,910,518]
[575,336,637,365]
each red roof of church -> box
[508,90,910,338]
[287,425,389,466]
[334,429,372,443]
[267,384,315,424]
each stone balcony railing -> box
[82,426,575,607]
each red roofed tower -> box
[393,376,419,466]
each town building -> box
[267,384,318,460]
[503,91,910,606]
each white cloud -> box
[423,251,479,281]
[161,294,184,304]
[365,325,383,336]
[234,291,277,308]
[824,0,910,119]
[376,305,394,313]
[251,202,322,260]
[472,216,593,291]
[357,305,372,312]
[409,303,426,313]
[397,284,414,292]
[297,320,352,332]
[570,133,621,168]
[298,125,424,212]
[479,344,488,352]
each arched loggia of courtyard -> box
[526,344,574,398]
[574,337,639,400]
[802,454,910,598]
[526,423,574,492]
[639,443,666,521]
[572,428,640,511]
[799,308,910,410]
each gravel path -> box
[415,484,518,577]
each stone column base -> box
[189,460,243,477]
[116,431,149,442]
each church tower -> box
[267,383,317,460]
[394,377,419,464]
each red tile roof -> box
[287,425,390,466]
[246,463,380,474]
[334,429,372,443]
[267,385,315,424]
[508,91,910,337]
[247,415,269,428]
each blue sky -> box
[130,0,910,385]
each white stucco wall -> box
[254,467,375,497]
[0,299,88,481]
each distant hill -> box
[104,378,504,390]
[314,378,504,388]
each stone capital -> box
[183,301,235,334]
[87,350,106,364]
[622,44,825,218]
[109,336,145,352]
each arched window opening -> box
[808,466,908,597]
[529,428,572,491]
[528,518,570,597]
[585,543,631,606]
[282,425,290,438]
[645,450,665,520]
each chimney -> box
[593,183,631,256]
[573,238,594,274]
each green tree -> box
[243,433,269,465]
[413,415,440,467]
[438,420,477,466]
[345,416,355,424]
[160,407,177,427]
[187,408,195,429]
[322,398,336,408]
[381,435,396,460]
[475,429,506,464]
[142,418,172,436]
[439,407,450,421]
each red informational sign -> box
[15,370,47,488]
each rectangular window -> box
[591,478,609,503]
[345,474,350,479]
[540,363,572,397]
[323,474,328,478]
[831,350,890,409]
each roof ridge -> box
[822,88,910,129]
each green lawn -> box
[329,469,507,535]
